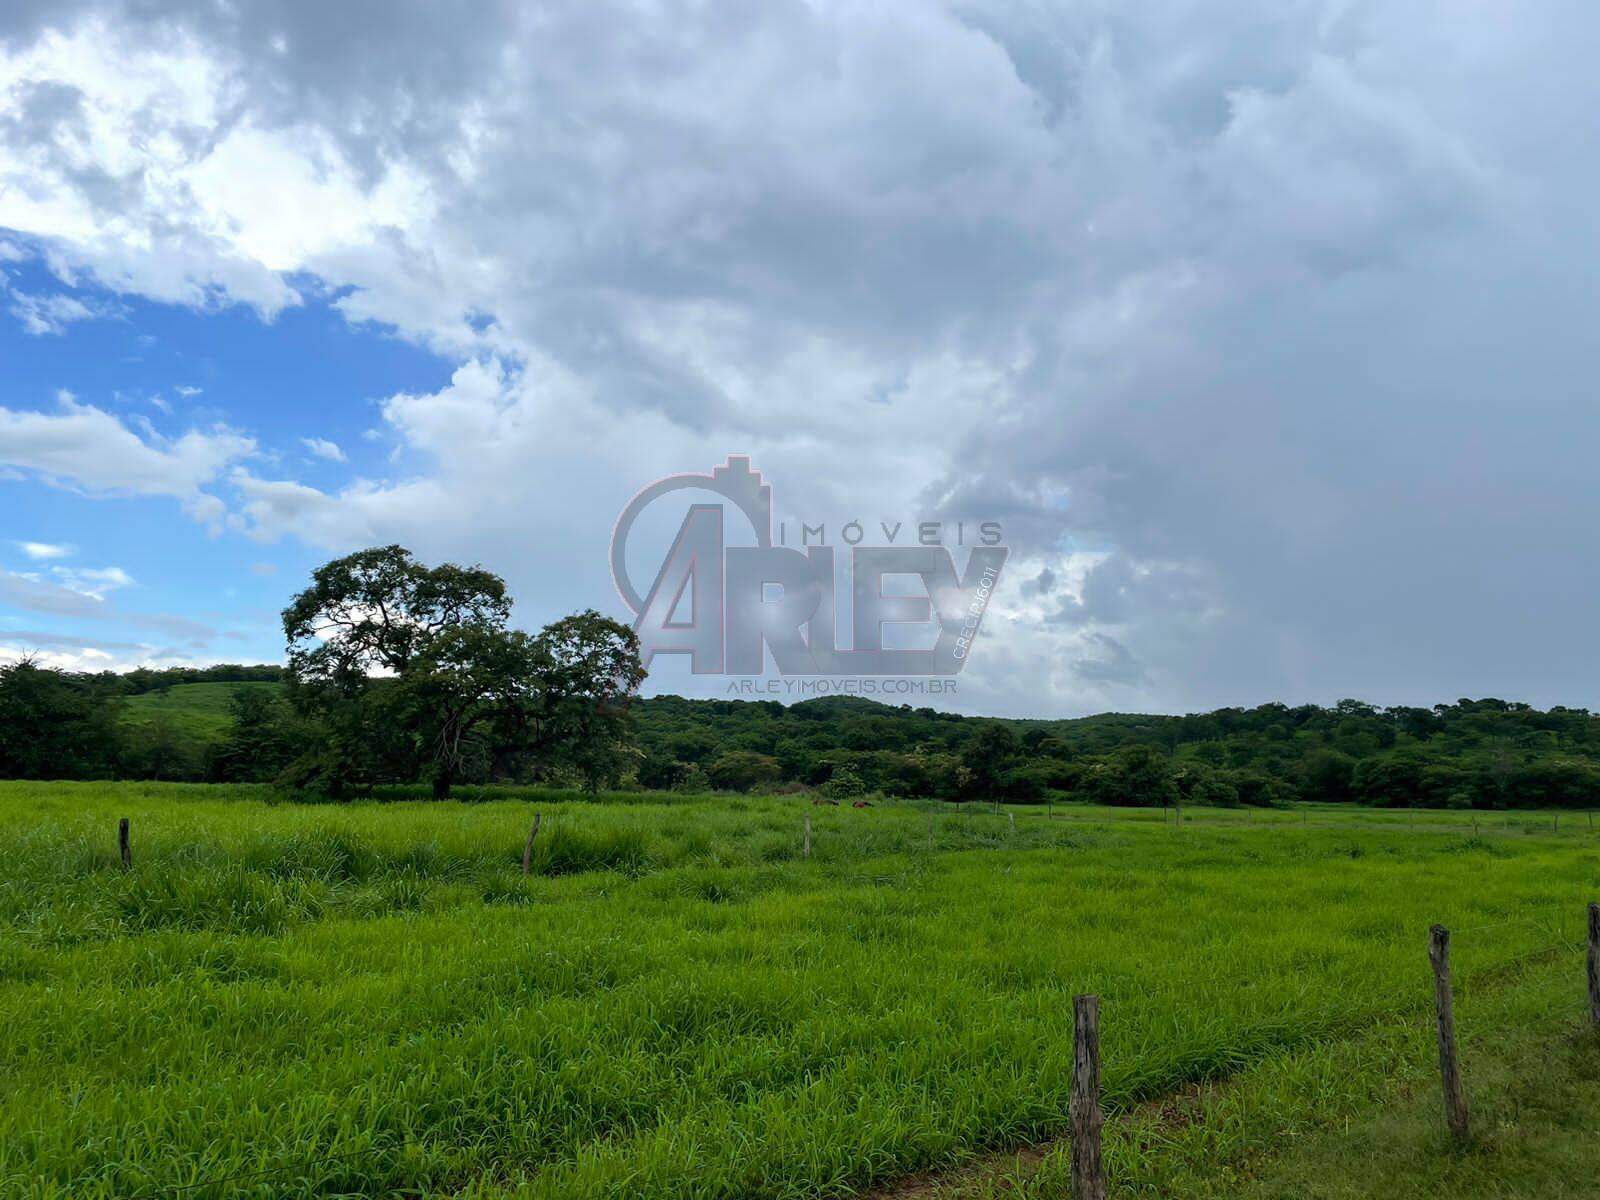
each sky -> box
[0,1,1597,718]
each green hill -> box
[120,682,284,746]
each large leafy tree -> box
[283,545,511,689]
[528,610,648,792]
[282,546,518,797]
[283,551,646,799]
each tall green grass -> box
[0,782,1595,1198]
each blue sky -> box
[3,2,1599,716]
[0,252,455,669]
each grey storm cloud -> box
[3,1,1599,714]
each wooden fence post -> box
[1428,924,1469,1144]
[1071,994,1106,1200]
[804,813,812,860]
[521,813,541,875]
[1008,812,1016,836]
[927,814,934,851]
[1587,902,1600,1029]
[118,817,131,871]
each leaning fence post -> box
[1071,994,1106,1200]
[118,817,131,871]
[1587,903,1600,1029]
[1428,924,1469,1144]
[521,812,541,875]
[804,813,812,860]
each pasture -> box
[2,783,1597,1198]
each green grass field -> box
[2,783,1597,1198]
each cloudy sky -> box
[0,1,1596,717]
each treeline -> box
[630,694,1600,810]
[8,672,1600,811]
[85,663,286,696]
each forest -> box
[630,692,1600,809]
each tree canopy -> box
[283,544,512,688]
[279,547,646,798]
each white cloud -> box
[0,23,429,318]
[229,469,373,546]
[301,436,346,462]
[0,568,105,617]
[0,635,220,672]
[0,642,119,670]
[0,392,253,509]
[5,288,108,334]
[0,563,144,624]
[51,564,133,598]
[15,540,73,560]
